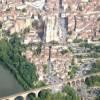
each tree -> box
[85,76,100,87]
[43,64,48,74]
[31,14,34,19]
[32,20,39,29]
[0,21,2,28]
[62,85,80,100]
[22,8,26,12]
[95,96,100,100]
[0,35,38,90]
[38,89,51,100]
[71,57,75,65]
[74,16,77,31]
[35,42,42,55]
[0,39,10,62]
[60,49,68,55]
[23,27,30,34]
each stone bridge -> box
[88,86,100,91]
[1,72,100,100]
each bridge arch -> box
[81,78,85,83]
[26,92,36,100]
[72,81,76,86]
[1,73,99,100]
[85,76,90,83]
[38,89,51,98]
[76,80,81,86]
[14,96,24,100]
[85,76,90,80]
[67,82,71,86]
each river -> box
[0,64,24,98]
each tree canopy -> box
[0,35,38,89]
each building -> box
[46,15,59,43]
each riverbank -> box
[0,36,38,92]
[0,63,23,97]
[0,59,31,90]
